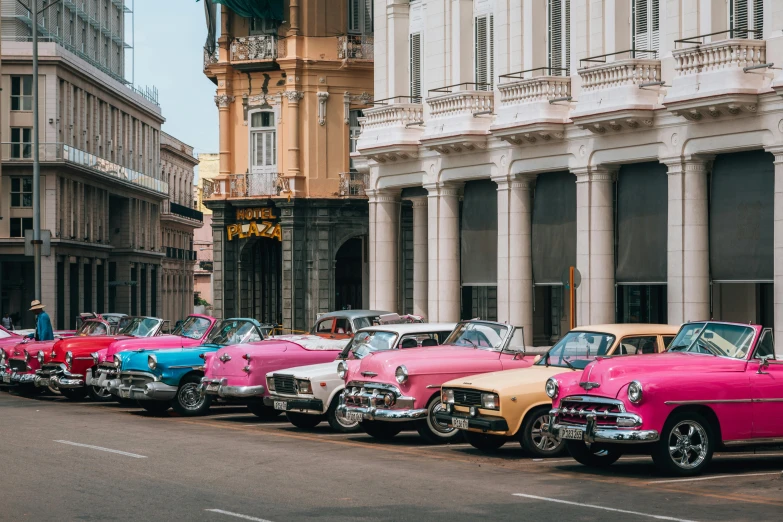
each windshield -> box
[80,321,110,336]
[173,316,212,340]
[120,318,161,337]
[353,317,376,330]
[443,322,510,351]
[668,322,756,359]
[536,331,616,370]
[206,320,262,346]
[340,330,398,359]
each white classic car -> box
[264,322,457,432]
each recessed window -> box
[11,76,33,111]
[11,177,33,208]
[10,128,32,159]
[249,111,277,173]
[9,217,33,238]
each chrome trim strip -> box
[426,385,439,389]
[664,399,752,405]
[168,365,201,369]
[561,395,627,412]
[751,398,783,403]
[723,437,783,446]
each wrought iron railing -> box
[338,35,374,60]
[202,178,217,199]
[230,35,286,62]
[203,46,219,69]
[229,172,289,198]
[339,171,368,196]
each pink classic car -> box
[88,314,218,400]
[546,321,778,476]
[200,335,349,418]
[337,320,532,443]
[0,326,24,382]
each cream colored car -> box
[437,324,680,456]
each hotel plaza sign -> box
[227,208,282,242]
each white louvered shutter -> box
[564,0,570,73]
[633,0,659,58]
[410,33,421,99]
[751,0,763,40]
[474,15,494,90]
[732,0,764,40]
[548,0,562,74]
[732,0,749,38]
[634,0,648,54]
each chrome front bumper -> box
[336,403,427,422]
[547,410,659,444]
[34,367,86,389]
[115,381,177,401]
[199,378,265,399]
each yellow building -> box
[196,152,219,214]
[202,0,374,330]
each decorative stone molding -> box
[214,94,235,108]
[423,182,462,198]
[317,91,329,126]
[661,156,713,176]
[283,90,304,103]
[408,196,428,208]
[344,92,373,124]
[572,167,617,184]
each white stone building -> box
[359,0,783,349]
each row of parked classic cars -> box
[0,309,779,477]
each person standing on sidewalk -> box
[28,300,53,341]
[1,313,13,331]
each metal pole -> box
[32,4,41,301]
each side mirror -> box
[758,354,774,374]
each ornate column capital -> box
[284,90,305,103]
[764,145,783,162]
[407,195,428,208]
[661,155,714,175]
[214,94,235,108]
[572,166,617,184]
[423,181,463,198]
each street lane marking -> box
[205,509,274,522]
[53,440,147,459]
[512,493,696,521]
[650,472,781,484]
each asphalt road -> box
[1,391,782,522]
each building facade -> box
[359,0,783,351]
[202,0,374,330]
[160,132,202,326]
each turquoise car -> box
[105,318,272,416]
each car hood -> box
[443,365,575,394]
[571,352,748,399]
[120,346,218,373]
[54,335,133,358]
[270,360,340,380]
[207,341,292,378]
[104,335,196,358]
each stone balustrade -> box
[427,90,494,119]
[357,99,425,161]
[579,59,662,92]
[360,102,424,132]
[497,76,571,106]
[673,39,766,76]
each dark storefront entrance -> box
[335,237,363,311]
[461,180,498,320]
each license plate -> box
[345,411,364,422]
[561,427,584,440]
[452,417,469,429]
[120,389,130,399]
[38,378,50,387]
[273,400,287,411]
[2,374,10,384]
[206,383,219,393]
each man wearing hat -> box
[28,300,54,342]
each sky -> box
[129,0,218,179]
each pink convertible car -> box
[546,320,778,476]
[337,320,533,443]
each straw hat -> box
[29,300,45,311]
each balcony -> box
[665,31,770,121]
[230,35,286,70]
[161,200,203,226]
[570,51,662,134]
[357,97,423,162]
[491,68,571,145]
[338,35,374,60]
[339,172,368,197]
[228,172,289,198]
[203,46,218,71]
[0,142,168,196]
[421,83,494,153]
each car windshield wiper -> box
[562,358,576,370]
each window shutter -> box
[633,0,659,58]
[634,0,649,55]
[650,0,660,53]
[489,15,495,90]
[475,16,488,88]
[752,0,763,40]
[548,0,563,75]
[364,0,374,35]
[348,0,361,34]
[410,33,421,99]
[732,0,749,38]
[564,0,570,73]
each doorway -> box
[335,237,363,311]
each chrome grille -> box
[119,372,154,388]
[273,375,296,395]
[40,363,64,377]
[450,388,482,408]
[557,396,624,427]
[343,382,400,407]
[9,360,27,372]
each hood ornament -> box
[361,371,377,377]
[579,381,600,390]
[219,353,232,363]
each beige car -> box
[437,324,680,456]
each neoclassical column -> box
[387,0,411,98]
[766,147,783,357]
[214,94,234,178]
[574,166,616,326]
[425,182,461,322]
[496,176,534,345]
[409,196,428,319]
[368,189,401,312]
[663,156,711,325]
[284,90,304,184]
[288,0,300,35]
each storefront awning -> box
[532,171,576,285]
[461,180,498,286]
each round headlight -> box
[37,351,44,364]
[0,351,6,364]
[148,354,158,370]
[337,360,347,379]
[395,365,408,384]
[545,377,558,399]
[628,381,643,403]
[113,354,121,368]
[65,351,73,365]
[23,349,30,362]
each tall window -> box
[250,18,278,35]
[9,218,33,238]
[731,0,764,40]
[11,76,33,111]
[633,0,660,58]
[348,0,373,35]
[349,109,363,171]
[10,128,32,159]
[410,33,422,99]
[249,111,277,174]
[475,14,494,90]
[548,0,571,76]
[11,177,33,207]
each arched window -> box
[249,110,277,174]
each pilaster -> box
[408,196,428,319]
[368,189,401,313]
[425,182,462,322]
[765,146,783,357]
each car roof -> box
[356,323,457,335]
[572,324,681,336]
[317,310,392,319]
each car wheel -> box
[565,440,622,468]
[138,400,171,415]
[88,385,114,403]
[360,420,403,440]
[464,430,506,452]
[520,408,566,457]
[59,387,88,401]
[416,395,464,444]
[285,412,323,430]
[171,375,213,417]
[651,411,714,477]
[326,396,361,433]
[247,401,283,420]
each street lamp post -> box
[17,0,63,302]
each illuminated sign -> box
[227,207,282,242]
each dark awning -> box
[532,171,576,285]
[461,180,498,286]
[197,0,284,23]
[616,162,668,284]
[710,150,774,282]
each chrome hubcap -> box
[668,421,708,469]
[531,414,559,451]
[179,383,205,410]
[92,386,110,398]
[429,400,454,435]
